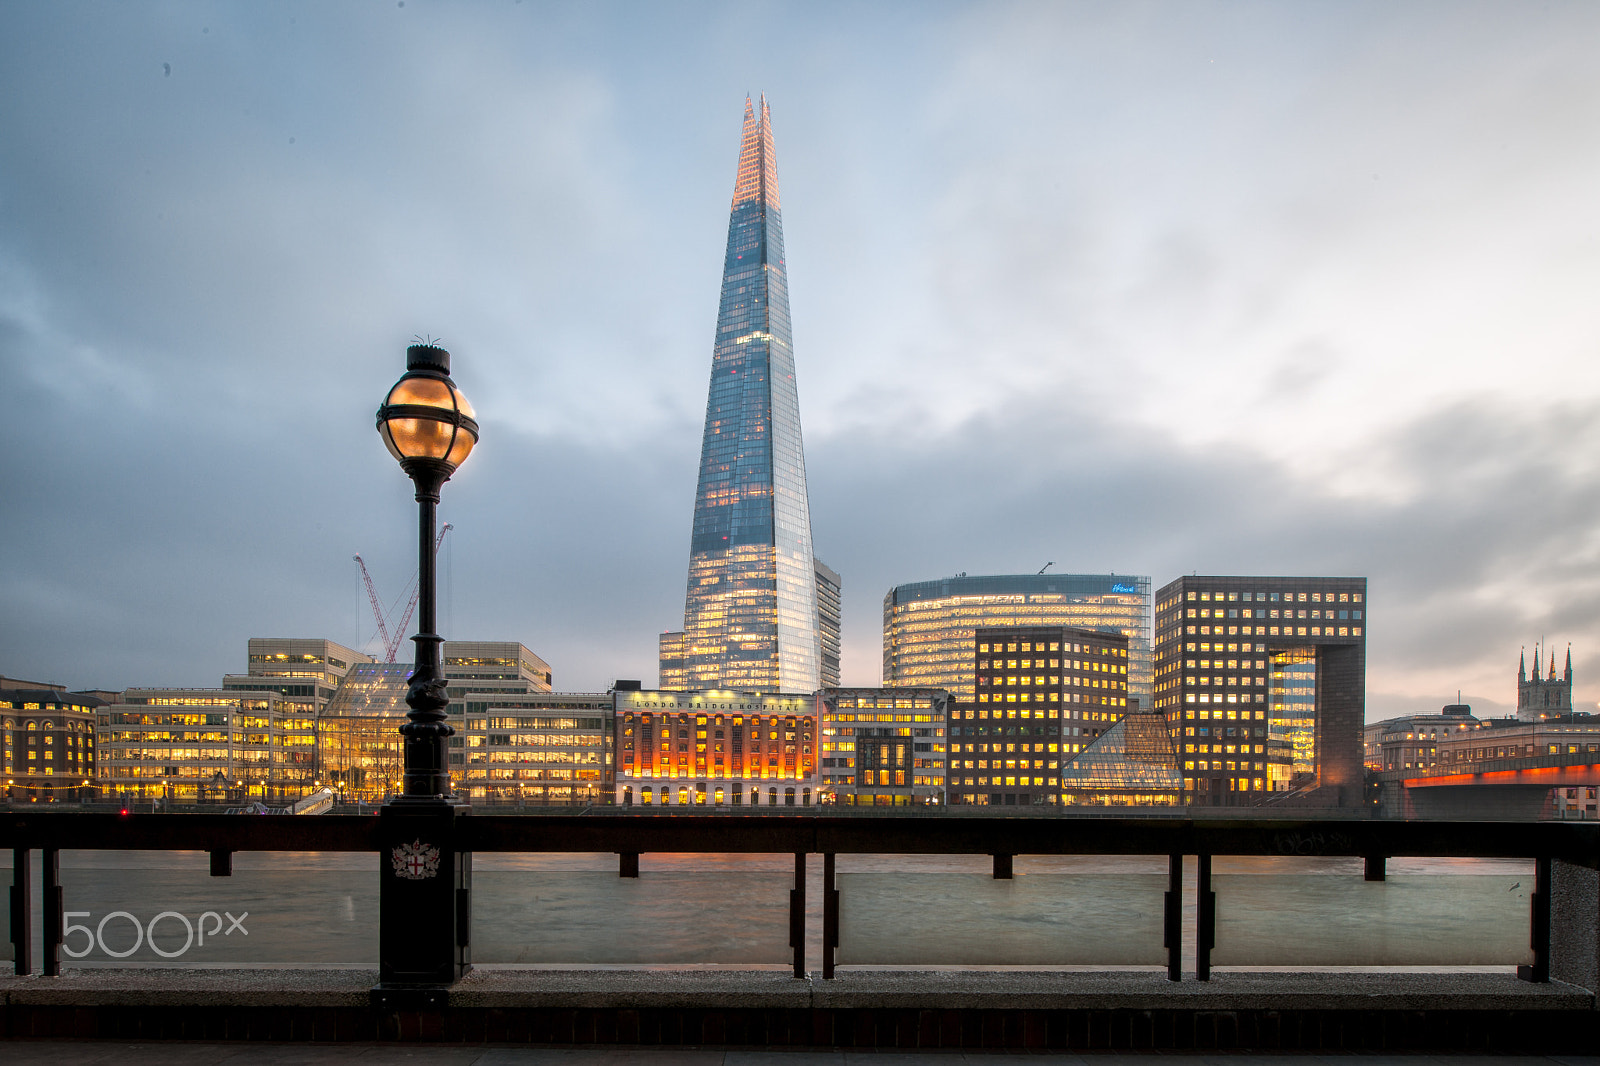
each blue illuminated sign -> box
[1110,583,1137,594]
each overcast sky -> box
[3,2,1599,720]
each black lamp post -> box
[376,343,479,801]
[373,342,479,998]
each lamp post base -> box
[376,800,472,989]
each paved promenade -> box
[3,1044,1600,1065]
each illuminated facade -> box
[218,638,372,786]
[882,573,1151,704]
[1364,705,1477,773]
[815,687,949,806]
[613,688,816,806]
[1057,711,1184,807]
[318,662,408,801]
[1152,576,1367,807]
[1,684,100,803]
[320,642,579,804]
[947,626,1130,806]
[815,559,842,688]
[663,95,821,695]
[221,637,372,711]
[97,688,305,802]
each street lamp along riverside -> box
[373,342,479,999]
[377,342,479,801]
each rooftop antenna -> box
[412,333,443,347]
[1038,561,1054,574]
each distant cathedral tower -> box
[1517,643,1573,720]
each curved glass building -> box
[882,573,1152,706]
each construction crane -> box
[354,523,453,662]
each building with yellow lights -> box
[1153,575,1367,807]
[93,637,372,804]
[1,680,101,803]
[882,573,1151,707]
[318,641,589,804]
[815,687,949,806]
[97,688,304,803]
[613,686,816,806]
[947,625,1133,806]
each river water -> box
[5,850,1532,973]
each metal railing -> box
[6,812,1597,983]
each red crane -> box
[354,523,453,662]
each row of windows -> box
[1184,608,1361,621]
[1180,625,1361,638]
[0,703,97,712]
[1181,591,1362,604]
[976,641,1125,657]
[978,675,1126,687]
[979,659,1127,673]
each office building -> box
[657,631,689,692]
[1555,786,1600,819]
[319,641,575,803]
[1,684,101,802]
[217,638,372,787]
[1435,712,1600,771]
[221,638,372,710]
[815,559,842,689]
[815,687,949,806]
[1152,576,1367,807]
[1364,705,1477,774]
[882,573,1151,706]
[1519,644,1573,721]
[660,96,823,695]
[947,625,1130,806]
[613,686,816,806]
[97,688,303,803]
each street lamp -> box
[373,341,478,996]
[376,342,479,803]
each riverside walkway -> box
[5,812,1600,1052]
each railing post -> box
[10,848,30,976]
[1164,853,1182,981]
[790,852,806,978]
[1196,852,1214,981]
[41,848,60,977]
[1519,855,1552,983]
[822,852,837,979]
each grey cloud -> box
[807,393,1600,720]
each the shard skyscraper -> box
[659,96,822,694]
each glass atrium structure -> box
[1056,711,1183,806]
[662,96,820,693]
[882,573,1152,705]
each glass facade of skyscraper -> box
[665,96,820,694]
[882,573,1151,704]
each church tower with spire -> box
[658,97,822,693]
[1517,642,1573,720]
